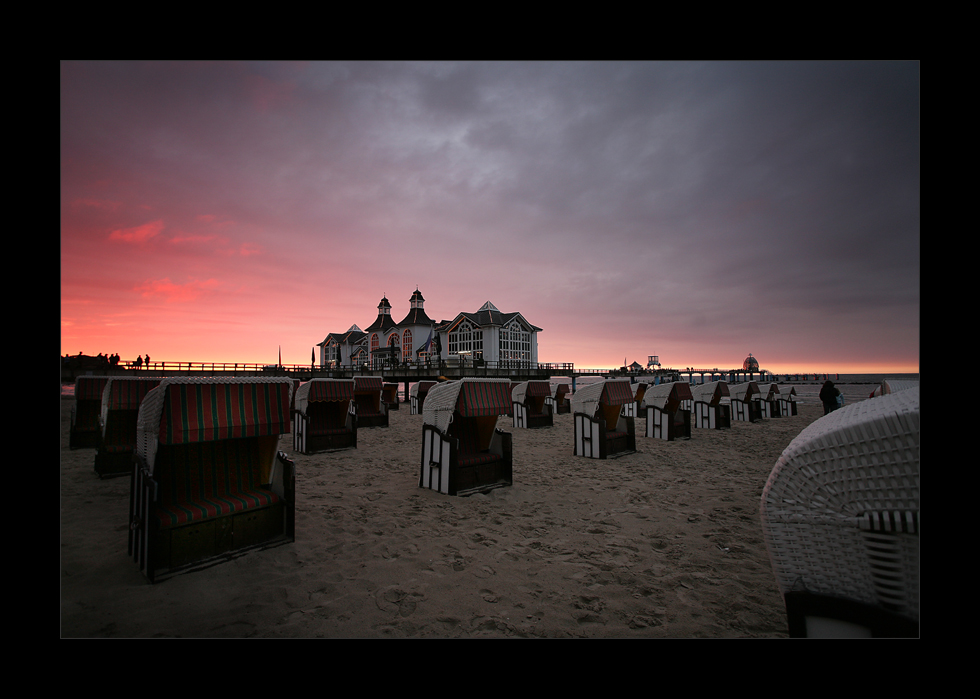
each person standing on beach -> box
[819,380,840,415]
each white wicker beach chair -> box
[571,380,636,458]
[640,381,693,441]
[690,380,732,429]
[512,380,554,428]
[760,388,919,637]
[420,378,513,496]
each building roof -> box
[443,301,542,334]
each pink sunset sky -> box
[61,61,919,374]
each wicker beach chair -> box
[756,382,780,418]
[419,378,513,496]
[690,380,732,429]
[571,379,636,458]
[871,379,919,398]
[95,376,161,478]
[512,380,554,429]
[293,379,357,453]
[776,385,798,417]
[382,382,400,411]
[621,382,647,418]
[760,388,919,637]
[70,376,109,449]
[551,383,571,414]
[729,382,762,422]
[128,377,296,583]
[640,381,693,441]
[410,381,437,415]
[353,376,388,428]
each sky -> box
[61,61,919,374]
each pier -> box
[61,356,838,401]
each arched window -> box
[371,333,379,353]
[501,320,530,362]
[402,328,413,360]
[448,321,483,356]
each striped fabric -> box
[75,376,109,401]
[159,381,291,445]
[354,376,384,392]
[457,381,513,417]
[307,380,354,402]
[153,438,280,528]
[525,381,552,397]
[104,378,161,410]
[601,380,635,406]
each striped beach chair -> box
[690,380,732,429]
[410,381,437,415]
[95,376,161,478]
[420,378,513,496]
[729,382,762,422]
[512,380,554,429]
[571,379,636,458]
[640,381,693,441]
[70,376,109,449]
[551,383,571,414]
[128,377,296,583]
[382,382,400,411]
[621,382,647,419]
[760,388,919,637]
[776,385,798,416]
[293,378,357,453]
[353,376,388,428]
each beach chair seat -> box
[571,380,636,459]
[760,388,919,637]
[95,377,161,478]
[551,384,571,414]
[293,379,357,453]
[641,382,693,441]
[420,379,513,496]
[128,378,295,583]
[353,376,388,427]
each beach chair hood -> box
[136,377,293,476]
[571,380,633,418]
[690,380,730,405]
[512,380,551,404]
[100,377,162,435]
[423,378,512,433]
[641,381,694,410]
[295,378,353,415]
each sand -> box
[60,389,848,638]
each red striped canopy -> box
[457,381,512,417]
[159,381,291,445]
[75,376,109,401]
[105,378,161,410]
[525,381,552,397]
[354,376,384,392]
[601,381,635,406]
[307,380,354,402]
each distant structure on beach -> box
[317,290,542,369]
[742,353,760,371]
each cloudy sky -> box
[61,61,919,373]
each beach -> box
[60,388,850,638]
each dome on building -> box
[742,353,759,371]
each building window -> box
[500,320,530,362]
[371,333,379,354]
[402,329,412,361]
[448,320,483,357]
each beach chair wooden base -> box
[731,399,761,422]
[130,447,296,583]
[574,413,636,459]
[693,401,731,429]
[644,406,691,441]
[783,591,919,638]
[293,409,357,454]
[420,422,513,496]
[356,412,389,428]
[513,402,554,429]
[776,398,798,416]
